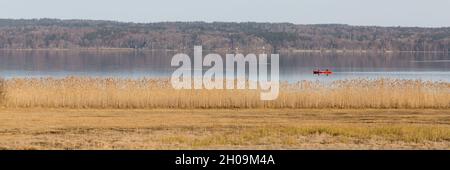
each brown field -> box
[0,77,449,149]
[0,108,449,150]
[1,77,449,109]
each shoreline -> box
[0,48,448,54]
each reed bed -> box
[0,78,5,105]
[2,77,449,109]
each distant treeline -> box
[0,19,449,52]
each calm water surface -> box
[0,50,449,82]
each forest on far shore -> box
[0,19,449,52]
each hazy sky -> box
[0,0,449,27]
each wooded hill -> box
[0,19,449,52]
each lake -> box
[0,50,449,82]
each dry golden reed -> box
[2,77,449,109]
[0,78,5,105]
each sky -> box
[0,0,449,27]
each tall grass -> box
[0,78,5,106]
[3,77,449,109]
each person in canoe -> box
[313,69,333,75]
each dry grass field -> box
[0,77,449,149]
[0,108,449,149]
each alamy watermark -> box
[171,46,279,100]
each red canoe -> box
[313,70,333,75]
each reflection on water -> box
[280,52,450,82]
[0,50,449,82]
